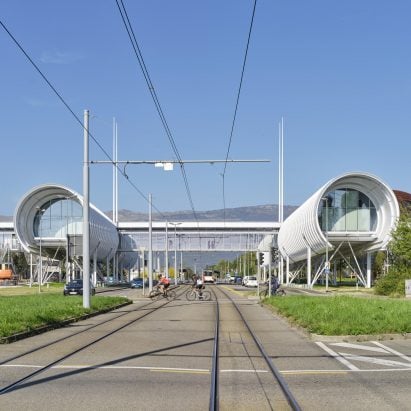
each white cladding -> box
[14,184,119,262]
[277,172,400,262]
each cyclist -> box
[195,275,204,298]
[158,274,170,296]
[270,276,279,295]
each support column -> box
[286,256,290,285]
[106,256,110,280]
[307,246,311,287]
[93,249,97,286]
[366,251,372,288]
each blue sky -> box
[1,1,410,216]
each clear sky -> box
[1,1,410,217]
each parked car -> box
[242,276,250,286]
[144,279,158,287]
[130,278,143,288]
[245,276,258,287]
[63,279,96,296]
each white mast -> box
[112,118,119,225]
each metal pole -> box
[141,248,145,295]
[174,228,178,285]
[165,222,169,278]
[180,250,183,282]
[112,118,116,224]
[39,226,42,293]
[82,109,90,308]
[148,194,153,292]
[325,199,329,292]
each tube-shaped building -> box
[277,172,400,287]
[14,184,119,263]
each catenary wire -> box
[115,0,198,222]
[115,0,204,268]
[221,0,257,225]
[0,19,168,219]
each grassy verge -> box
[0,294,130,340]
[0,283,63,296]
[264,295,411,335]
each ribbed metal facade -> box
[14,184,119,263]
[278,172,400,263]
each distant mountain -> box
[0,204,299,224]
[106,204,298,222]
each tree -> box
[12,252,29,278]
[375,210,411,296]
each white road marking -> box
[330,342,388,353]
[316,342,360,371]
[220,369,268,373]
[339,352,411,368]
[1,364,410,373]
[372,341,411,363]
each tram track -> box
[209,285,301,411]
[0,285,188,396]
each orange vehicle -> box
[0,269,13,280]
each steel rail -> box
[0,286,187,396]
[217,286,301,411]
[209,287,220,411]
[0,286,181,365]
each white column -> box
[165,222,169,278]
[82,109,90,308]
[148,193,153,292]
[286,255,290,285]
[93,249,97,286]
[366,251,372,288]
[307,247,311,287]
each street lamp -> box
[321,197,330,292]
[169,222,182,285]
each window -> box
[318,189,376,232]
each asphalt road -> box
[0,285,410,410]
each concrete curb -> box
[260,300,411,343]
[0,301,132,344]
[310,332,411,343]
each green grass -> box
[265,295,411,335]
[0,293,130,340]
[0,283,64,296]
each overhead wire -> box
[0,19,167,219]
[221,0,257,229]
[115,0,198,222]
[115,0,204,268]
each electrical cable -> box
[221,0,257,225]
[115,0,203,268]
[115,0,198,222]
[0,19,167,219]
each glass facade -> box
[34,199,83,238]
[318,189,377,232]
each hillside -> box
[106,204,298,222]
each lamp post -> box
[322,197,330,292]
[169,222,182,285]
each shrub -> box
[374,266,410,297]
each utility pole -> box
[82,109,90,309]
[148,194,153,292]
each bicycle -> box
[148,285,177,301]
[259,286,286,298]
[186,286,211,301]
